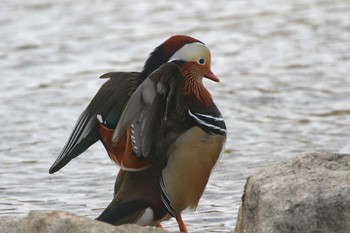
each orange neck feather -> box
[183,78,212,107]
[181,63,213,106]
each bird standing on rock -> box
[49,35,227,233]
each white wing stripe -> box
[188,110,226,133]
[194,112,224,121]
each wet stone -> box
[0,210,175,233]
[235,152,350,233]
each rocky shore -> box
[0,210,175,233]
[235,152,350,233]
[1,152,349,233]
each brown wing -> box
[112,63,188,169]
[49,72,140,174]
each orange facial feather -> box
[182,63,212,106]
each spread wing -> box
[49,72,140,174]
[112,63,188,168]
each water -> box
[1,0,350,232]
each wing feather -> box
[111,63,186,165]
[49,72,140,173]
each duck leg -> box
[155,223,163,228]
[175,213,188,233]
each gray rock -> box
[234,152,350,233]
[0,210,174,233]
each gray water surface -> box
[1,0,350,232]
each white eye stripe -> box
[169,42,210,62]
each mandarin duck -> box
[49,35,226,232]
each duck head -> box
[168,41,219,82]
[141,35,219,83]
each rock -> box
[0,210,175,233]
[234,152,350,233]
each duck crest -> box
[141,35,202,81]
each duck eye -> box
[198,58,205,65]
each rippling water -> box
[1,0,350,232]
